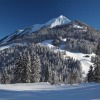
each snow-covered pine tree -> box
[26,50,32,83]
[94,42,100,82]
[13,50,31,83]
[87,65,94,82]
[1,68,10,84]
[31,52,41,82]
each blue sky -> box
[0,0,100,39]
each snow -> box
[38,40,54,48]
[73,24,83,29]
[45,15,71,28]
[62,38,67,42]
[19,29,23,32]
[0,82,100,100]
[0,45,10,51]
[39,39,95,77]
[0,43,27,51]
[65,51,95,77]
[41,40,53,44]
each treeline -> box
[0,43,82,84]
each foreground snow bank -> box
[0,82,100,100]
[0,82,78,91]
[0,82,99,91]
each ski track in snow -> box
[0,82,100,100]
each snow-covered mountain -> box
[0,15,100,84]
[1,15,97,45]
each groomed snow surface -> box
[0,82,100,100]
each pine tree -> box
[0,70,2,83]
[1,68,10,84]
[87,65,94,82]
[31,53,41,82]
[25,51,32,83]
[94,42,100,82]
[13,51,31,83]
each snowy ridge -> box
[2,29,24,44]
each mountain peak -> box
[45,15,71,28]
[59,15,66,18]
[31,15,71,33]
